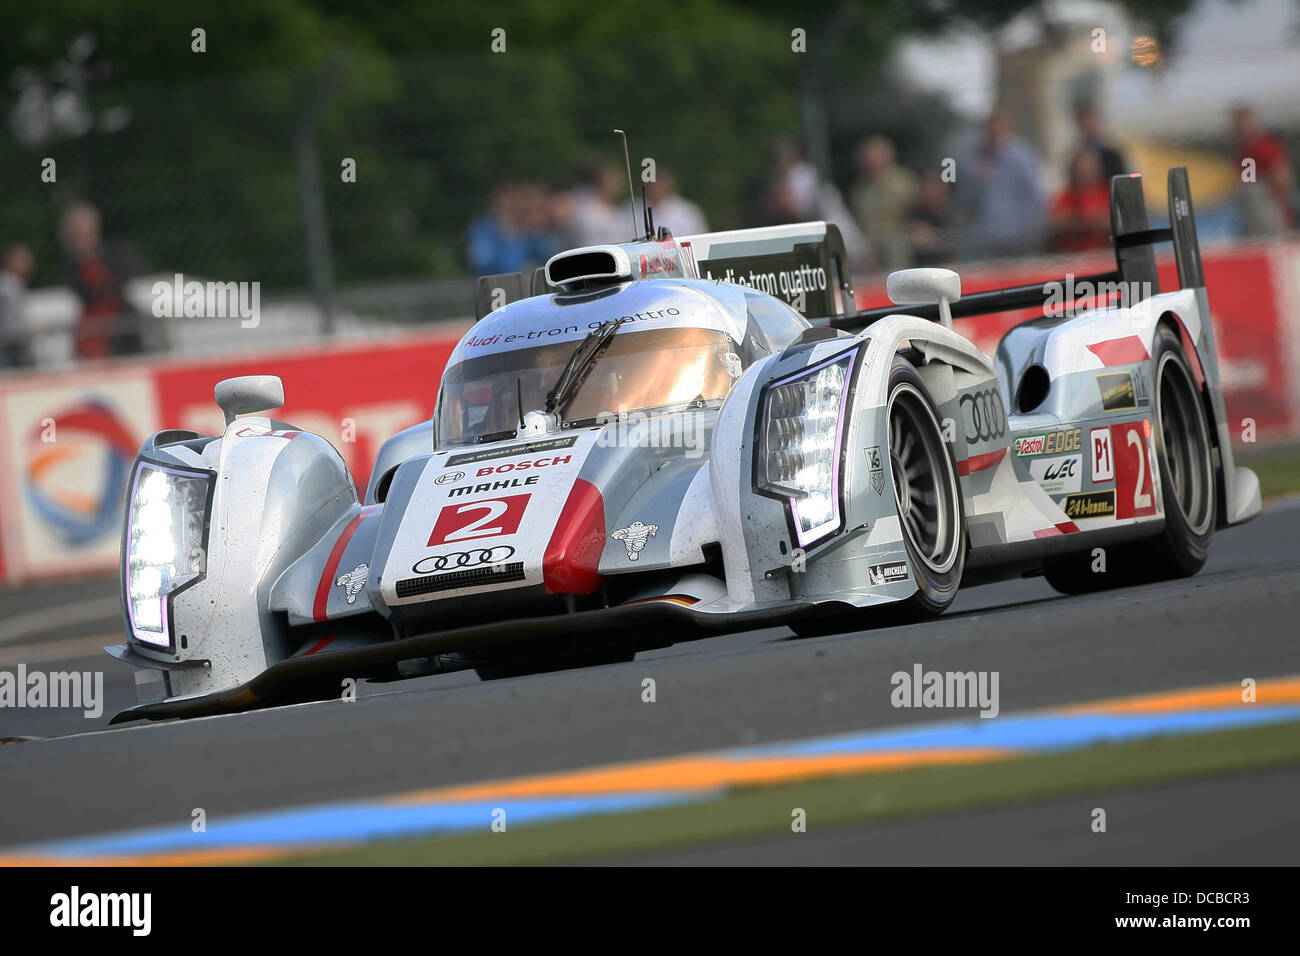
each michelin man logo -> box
[611,521,657,561]
[335,563,369,604]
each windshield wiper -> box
[545,317,629,416]
[474,428,518,444]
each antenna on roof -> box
[641,180,655,240]
[613,129,640,242]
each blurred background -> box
[0,0,1298,587]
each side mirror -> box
[214,375,285,426]
[886,268,961,330]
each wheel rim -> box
[887,383,961,574]
[1156,351,1214,536]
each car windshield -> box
[438,327,738,445]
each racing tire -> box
[792,357,966,636]
[1044,326,1215,594]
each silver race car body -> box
[109,169,1259,720]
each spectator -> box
[647,168,708,237]
[568,158,628,246]
[515,181,562,260]
[1073,104,1128,180]
[0,244,34,369]
[851,135,917,274]
[961,109,1046,258]
[762,138,870,266]
[59,202,144,359]
[467,180,556,276]
[904,171,955,267]
[1049,150,1112,253]
[1231,104,1295,235]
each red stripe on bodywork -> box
[957,447,1006,476]
[542,479,606,594]
[1087,336,1149,367]
[313,513,366,622]
[304,635,336,655]
[1032,521,1079,539]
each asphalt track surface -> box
[1,500,1298,861]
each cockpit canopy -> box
[436,279,809,448]
[438,326,737,445]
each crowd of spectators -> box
[0,202,145,371]
[464,100,1296,285]
[465,160,712,278]
[1,103,1294,372]
[846,100,1293,272]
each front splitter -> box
[109,599,809,723]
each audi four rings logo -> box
[960,389,1007,442]
[434,471,465,485]
[412,546,515,574]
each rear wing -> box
[831,168,1205,330]
[675,221,855,321]
[472,220,855,323]
[474,267,550,321]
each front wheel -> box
[887,358,967,617]
[791,357,966,637]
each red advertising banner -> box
[0,329,463,584]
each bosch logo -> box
[435,471,465,485]
[412,546,516,575]
[960,389,1007,443]
[475,455,572,477]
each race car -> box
[108,167,1259,721]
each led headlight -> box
[122,461,213,650]
[755,347,858,547]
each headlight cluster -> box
[123,461,212,649]
[755,348,857,547]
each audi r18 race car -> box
[108,168,1260,720]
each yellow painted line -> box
[1062,676,1300,715]
[393,747,1015,805]
[1,845,289,868]
[398,676,1300,805]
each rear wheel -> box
[792,357,965,636]
[1045,326,1215,593]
